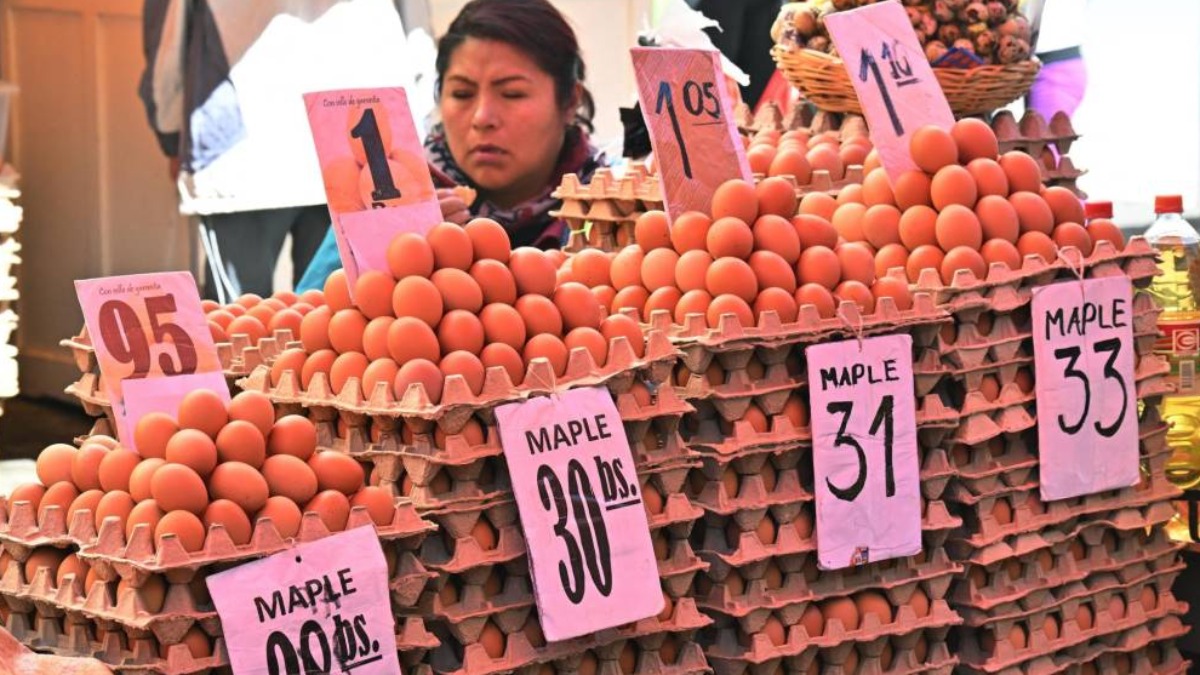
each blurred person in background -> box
[686,0,783,109]
[1022,0,1089,120]
[298,0,604,291]
[140,0,414,301]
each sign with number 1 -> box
[495,387,661,641]
[304,87,441,289]
[824,2,954,180]
[807,334,921,570]
[1033,277,1139,500]
[75,272,228,451]
[631,48,752,220]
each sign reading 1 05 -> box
[654,78,722,180]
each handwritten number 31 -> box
[1054,338,1128,437]
[824,396,896,502]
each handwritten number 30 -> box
[537,461,613,604]
[1053,339,1128,437]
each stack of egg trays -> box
[58,324,291,437]
[0,491,435,674]
[242,327,716,675]
[648,295,966,675]
[553,168,665,254]
[918,237,1190,673]
[0,171,18,405]
[991,109,1086,199]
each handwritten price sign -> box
[807,334,921,570]
[304,87,441,289]
[75,272,228,451]
[1033,277,1139,501]
[824,2,954,180]
[207,526,400,675]
[496,387,661,641]
[631,48,752,220]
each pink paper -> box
[1033,277,1140,501]
[824,2,955,181]
[207,526,401,675]
[303,87,442,289]
[631,48,752,220]
[807,334,922,570]
[74,272,228,451]
[495,387,662,641]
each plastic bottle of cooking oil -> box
[1084,200,1112,223]
[1143,195,1200,487]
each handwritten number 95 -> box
[97,295,198,378]
[537,461,613,604]
[1054,338,1128,437]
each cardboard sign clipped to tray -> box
[631,47,752,220]
[1033,276,1139,501]
[824,1,954,180]
[304,87,442,289]
[807,334,922,570]
[495,387,662,641]
[208,526,401,675]
[75,272,228,451]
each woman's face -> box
[440,37,575,208]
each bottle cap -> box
[1084,201,1113,220]
[1155,195,1184,214]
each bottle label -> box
[1157,318,1200,395]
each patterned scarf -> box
[424,123,603,249]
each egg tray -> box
[1064,640,1189,675]
[1,563,218,647]
[710,629,959,675]
[396,615,441,661]
[390,547,440,607]
[952,583,1188,674]
[954,549,1185,628]
[944,475,1038,508]
[946,495,1180,568]
[991,110,1079,157]
[687,464,811,520]
[0,501,85,557]
[942,397,1036,449]
[419,575,536,645]
[635,431,706,477]
[431,630,711,675]
[695,549,961,633]
[77,503,434,584]
[420,499,525,576]
[672,360,803,418]
[553,167,663,207]
[429,603,710,675]
[934,314,1030,371]
[2,608,228,674]
[644,292,950,361]
[241,328,680,434]
[946,436,1039,497]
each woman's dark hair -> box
[436,0,596,133]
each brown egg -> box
[751,215,801,265]
[935,205,984,252]
[386,232,435,279]
[480,343,526,385]
[68,443,107,491]
[380,318,440,369]
[130,414,176,460]
[351,270,396,320]
[770,148,811,183]
[260,454,319,506]
[862,204,902,249]
[463,217,511,262]
[203,499,252,545]
[464,262,517,309]
[23,548,65,583]
[553,282,604,331]
[796,246,841,290]
[476,304,526,352]
[952,118,999,162]
[361,358,398,398]
[837,242,876,286]
[562,328,607,367]
[327,308,368,355]
[94,447,139,494]
[909,588,931,618]
[999,151,1043,193]
[349,486,396,526]
[8,483,45,513]
[1010,191,1055,235]
[394,358,443,403]
[976,195,1020,243]
[705,257,758,303]
[748,144,775,175]
[430,268,484,314]
[572,249,612,288]
[178,389,228,439]
[831,202,867,242]
[822,596,860,631]
[1041,186,1085,226]
[981,239,1022,271]
[227,315,268,343]
[254,496,301,539]
[834,280,875,314]
[391,277,444,329]
[905,245,945,283]
[890,171,930,212]
[156,509,207,552]
[165,429,218,478]
[633,211,671,251]
[55,553,89,595]
[668,211,710,254]
[209,461,270,513]
[305,490,352,532]
[931,165,979,210]
[1052,223,1093,256]
[872,276,912,311]
[437,309,486,355]
[942,246,987,284]
[859,168,894,208]
[125,459,164,504]
[269,348,307,387]
[471,518,498,550]
[855,590,894,625]
[792,214,838,251]
[599,314,644,358]
[308,452,365,496]
[756,176,799,217]
[708,295,755,329]
[712,179,759,224]
[480,622,505,659]
[440,351,486,395]
[754,287,799,323]
[427,222,474,271]
[991,498,1013,525]
[874,243,909,279]
[68,489,103,527]
[707,217,754,259]
[1017,231,1058,264]
[746,250,795,294]
[1087,219,1124,250]
[1109,594,1127,620]
[151,463,208,515]
[641,247,682,292]
[95,490,135,530]
[511,295,564,340]
[966,157,1010,198]
[508,248,557,297]
[807,144,843,180]
[265,415,317,461]
[299,305,334,352]
[1075,602,1095,630]
[910,125,956,173]
[523,334,570,376]
[794,283,836,318]
[609,246,646,291]
[799,193,838,223]
[328,352,369,395]
[762,616,787,646]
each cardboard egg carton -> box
[553,167,663,207]
[241,329,679,434]
[947,434,1038,495]
[419,499,524,576]
[432,629,710,675]
[2,607,228,674]
[421,575,536,645]
[992,110,1079,156]
[1069,640,1189,675]
[947,397,1035,448]
[653,532,710,600]
[634,431,704,479]
[935,313,1029,371]
[396,615,441,665]
[688,460,810,519]
[673,361,802,418]
[953,580,1188,674]
[0,561,219,646]
[430,600,710,675]
[706,628,955,675]
[0,500,84,556]
[78,505,433,584]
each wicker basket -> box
[772,46,1041,117]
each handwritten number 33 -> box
[1053,338,1128,438]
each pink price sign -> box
[1033,276,1139,501]
[74,272,228,451]
[631,47,752,220]
[824,2,954,180]
[207,526,400,675]
[495,387,662,642]
[807,334,921,570]
[304,87,442,289]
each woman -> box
[298,0,604,290]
